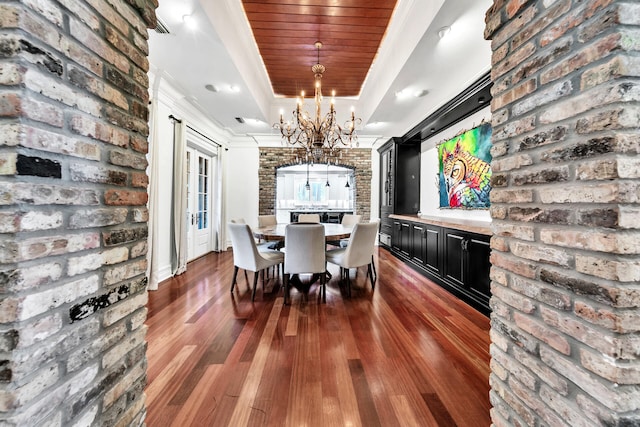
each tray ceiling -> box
[241,0,397,98]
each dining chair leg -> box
[371,255,377,280]
[283,273,290,305]
[321,271,326,303]
[252,271,259,301]
[368,263,375,290]
[343,267,351,297]
[230,266,239,293]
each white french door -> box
[186,147,215,261]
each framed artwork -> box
[437,122,492,209]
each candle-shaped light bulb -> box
[301,90,305,98]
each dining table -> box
[252,222,353,242]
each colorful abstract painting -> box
[437,122,492,209]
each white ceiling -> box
[148,0,493,144]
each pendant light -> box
[325,163,330,187]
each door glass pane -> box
[197,156,209,230]
[186,151,192,227]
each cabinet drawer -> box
[380,222,393,235]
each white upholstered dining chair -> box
[258,215,277,227]
[326,221,379,297]
[227,222,284,301]
[283,223,327,304]
[327,213,362,248]
[340,214,361,227]
[297,213,320,223]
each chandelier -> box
[274,41,361,165]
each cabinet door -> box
[380,146,394,210]
[466,236,491,301]
[444,230,465,287]
[392,221,402,252]
[400,222,411,257]
[411,224,427,266]
[424,225,442,275]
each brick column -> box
[485,0,640,425]
[258,147,372,219]
[0,0,156,425]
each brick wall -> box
[0,0,156,425]
[485,0,640,425]
[258,147,372,219]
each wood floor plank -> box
[169,317,246,405]
[320,326,362,427]
[227,298,284,426]
[145,345,197,426]
[284,300,300,336]
[348,358,382,427]
[390,394,426,427]
[145,249,491,426]
[170,364,223,427]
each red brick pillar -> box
[485,1,640,425]
[0,0,157,424]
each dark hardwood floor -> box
[145,247,491,426]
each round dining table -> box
[253,223,353,242]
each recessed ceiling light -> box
[205,84,218,92]
[414,89,428,98]
[366,121,385,128]
[394,89,408,99]
[182,14,197,30]
[229,85,240,93]
[245,118,265,126]
[438,26,451,39]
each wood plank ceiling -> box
[241,0,398,98]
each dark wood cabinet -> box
[411,223,427,267]
[389,215,491,315]
[444,230,466,287]
[378,139,420,249]
[466,236,491,302]
[411,223,442,276]
[442,228,491,311]
[392,220,411,258]
[424,226,442,275]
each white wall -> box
[152,98,175,282]
[420,106,492,222]
[225,141,260,240]
[369,147,380,221]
